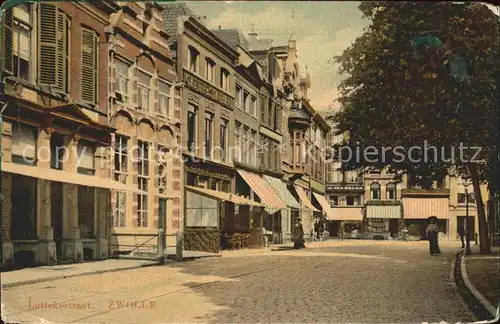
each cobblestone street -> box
[1,241,472,323]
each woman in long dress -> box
[293,221,305,249]
[426,217,441,255]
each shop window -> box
[78,185,95,238]
[346,196,359,206]
[11,122,37,166]
[185,191,218,227]
[11,175,37,239]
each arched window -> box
[370,182,381,200]
[386,182,396,200]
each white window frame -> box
[114,58,130,103]
[137,69,151,112]
[158,78,171,118]
[137,140,149,228]
[220,68,229,91]
[205,58,215,82]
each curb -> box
[1,262,159,289]
[460,253,498,319]
[450,251,477,322]
[454,251,500,322]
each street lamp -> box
[461,176,472,255]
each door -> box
[51,182,64,259]
[158,198,167,251]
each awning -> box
[185,185,263,207]
[403,198,449,219]
[237,169,286,214]
[294,185,320,212]
[2,161,128,191]
[263,175,301,209]
[327,207,364,221]
[312,192,335,219]
[366,205,402,219]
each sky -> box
[182,1,500,112]
[183,1,369,112]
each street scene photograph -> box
[0,1,499,323]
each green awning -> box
[263,175,301,209]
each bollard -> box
[157,229,165,265]
[176,231,183,262]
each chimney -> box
[248,24,257,43]
[218,25,221,30]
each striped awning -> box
[2,161,128,191]
[185,185,263,207]
[403,198,450,219]
[294,185,320,212]
[366,205,402,219]
[328,207,364,221]
[312,192,335,219]
[237,169,286,214]
[263,175,301,209]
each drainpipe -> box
[0,102,9,266]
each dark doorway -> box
[11,175,37,240]
[159,198,167,250]
[389,219,399,237]
[327,221,340,237]
[51,182,64,259]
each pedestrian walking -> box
[338,221,344,241]
[426,217,441,255]
[294,220,305,249]
[458,219,466,248]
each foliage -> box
[331,1,500,253]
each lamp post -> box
[462,176,472,255]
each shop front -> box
[236,169,287,245]
[364,203,402,240]
[326,207,364,238]
[402,197,450,240]
[312,192,335,239]
[263,175,301,243]
[293,185,319,241]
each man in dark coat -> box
[458,219,466,248]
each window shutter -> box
[2,8,13,74]
[39,4,57,86]
[81,28,97,103]
[56,12,68,91]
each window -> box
[114,135,128,183]
[205,58,215,82]
[114,191,126,227]
[436,178,446,189]
[260,96,267,123]
[220,119,228,162]
[158,79,171,117]
[276,104,282,131]
[114,59,130,103]
[243,91,250,113]
[137,70,151,112]
[268,99,273,127]
[234,122,242,162]
[11,122,37,165]
[137,141,149,227]
[77,141,95,175]
[458,193,475,204]
[386,182,396,200]
[370,182,381,200]
[220,68,229,91]
[250,131,256,165]
[50,133,64,170]
[81,27,99,103]
[11,175,37,239]
[204,112,213,158]
[7,4,31,81]
[157,145,169,191]
[37,4,70,92]
[188,46,199,73]
[78,186,95,238]
[236,84,242,108]
[346,196,360,206]
[186,190,218,227]
[250,96,257,116]
[187,104,197,152]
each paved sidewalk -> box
[464,246,500,314]
[1,259,158,288]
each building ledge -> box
[401,188,450,198]
[365,200,402,206]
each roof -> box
[162,2,195,45]
[211,29,250,50]
[248,35,274,52]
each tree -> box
[331,1,500,253]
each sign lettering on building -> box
[185,72,234,109]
